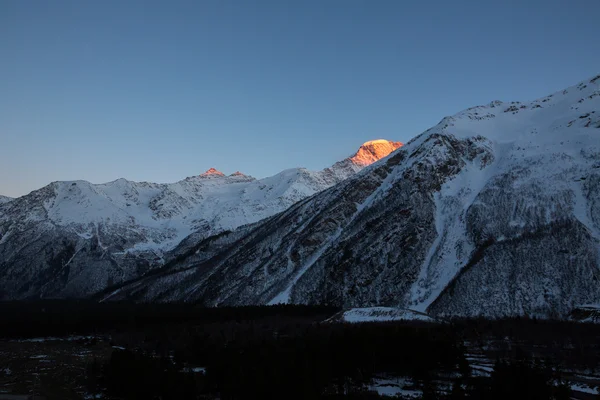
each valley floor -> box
[0,303,599,399]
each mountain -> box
[348,139,404,166]
[103,74,600,318]
[0,195,12,204]
[0,140,401,299]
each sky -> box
[1,0,599,197]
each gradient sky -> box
[1,0,599,197]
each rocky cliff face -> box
[0,141,399,299]
[103,74,600,318]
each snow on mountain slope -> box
[105,74,600,318]
[409,77,600,316]
[0,195,12,205]
[0,140,401,299]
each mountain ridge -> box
[100,73,600,319]
[0,140,401,299]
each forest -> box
[0,301,598,399]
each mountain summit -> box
[324,139,402,181]
[200,168,225,177]
[349,139,403,166]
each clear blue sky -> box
[1,0,599,197]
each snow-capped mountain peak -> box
[200,167,225,178]
[349,139,403,166]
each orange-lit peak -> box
[200,168,225,177]
[350,139,403,166]
[230,171,246,176]
[362,139,395,146]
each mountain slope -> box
[0,195,12,204]
[0,140,401,299]
[105,74,600,318]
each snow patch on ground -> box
[12,336,98,343]
[182,367,206,374]
[368,376,422,398]
[328,307,437,323]
[571,382,599,395]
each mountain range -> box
[2,74,600,319]
[99,74,600,318]
[0,140,401,299]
